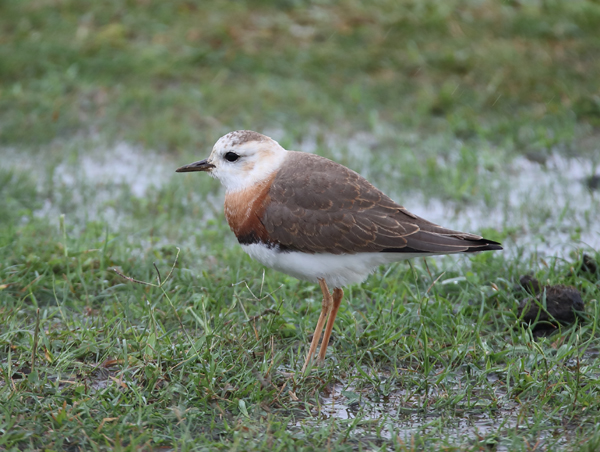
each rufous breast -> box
[223,173,276,245]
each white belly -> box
[241,243,431,288]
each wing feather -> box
[261,152,502,255]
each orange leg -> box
[317,287,343,364]
[301,278,332,373]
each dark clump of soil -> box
[524,151,548,165]
[516,275,585,333]
[586,174,600,191]
[580,253,598,276]
[517,274,541,295]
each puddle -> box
[313,385,507,444]
[58,142,171,197]
[297,349,600,447]
[293,367,570,450]
[37,142,173,224]
[405,153,600,258]
[3,141,223,253]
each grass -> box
[1,0,600,450]
[1,0,600,151]
[2,199,599,450]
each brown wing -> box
[260,152,502,255]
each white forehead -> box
[214,130,270,151]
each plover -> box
[177,130,502,372]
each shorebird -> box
[177,130,502,372]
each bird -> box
[176,130,502,372]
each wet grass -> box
[2,0,600,450]
[1,140,599,451]
[1,169,599,451]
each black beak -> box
[176,159,215,173]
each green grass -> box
[2,0,600,450]
[1,0,600,151]
[1,194,599,450]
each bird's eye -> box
[224,151,240,162]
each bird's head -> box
[176,130,288,192]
